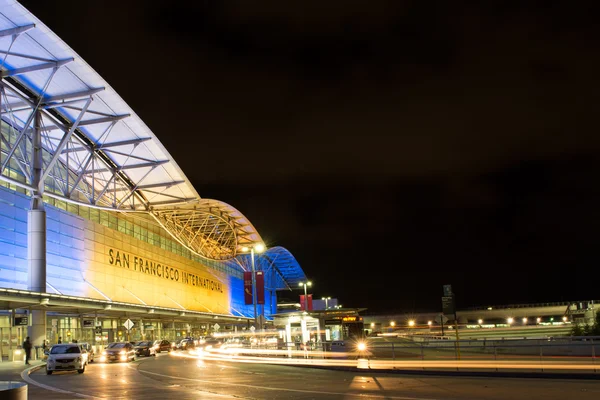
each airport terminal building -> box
[0,0,305,354]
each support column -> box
[27,209,46,292]
[28,110,46,347]
[29,310,46,352]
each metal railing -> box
[214,337,600,374]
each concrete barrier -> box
[0,381,27,400]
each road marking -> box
[20,364,102,399]
[133,366,442,399]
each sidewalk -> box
[0,359,45,382]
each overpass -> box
[363,300,598,332]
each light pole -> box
[322,297,331,310]
[299,281,312,311]
[241,244,265,330]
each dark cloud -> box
[19,0,600,311]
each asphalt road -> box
[24,352,600,400]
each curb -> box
[286,363,600,380]
[20,363,99,399]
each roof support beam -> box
[66,150,94,198]
[0,24,35,38]
[38,97,92,191]
[78,114,130,126]
[97,137,151,149]
[105,180,185,193]
[60,137,152,154]
[44,87,105,102]
[89,160,169,174]
[117,164,157,208]
[1,58,74,77]
[41,113,130,132]
[0,50,56,64]
[0,88,105,111]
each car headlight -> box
[119,350,126,355]
[102,351,107,355]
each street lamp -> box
[507,317,514,325]
[322,297,331,310]
[408,320,415,327]
[390,321,396,327]
[298,281,312,311]
[241,244,266,330]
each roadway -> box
[24,352,600,399]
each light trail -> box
[170,348,600,372]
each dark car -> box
[100,342,135,362]
[203,337,222,350]
[153,339,172,353]
[175,338,195,351]
[134,341,156,357]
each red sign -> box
[244,271,253,305]
[299,294,313,311]
[256,271,265,304]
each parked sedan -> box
[153,339,172,353]
[134,341,156,357]
[46,344,88,375]
[99,342,135,362]
[79,342,95,362]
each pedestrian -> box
[23,336,32,365]
[58,336,62,344]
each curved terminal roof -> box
[0,1,267,260]
[152,199,262,260]
[234,246,306,290]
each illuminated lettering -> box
[106,248,225,292]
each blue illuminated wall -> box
[0,185,87,295]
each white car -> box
[46,344,88,375]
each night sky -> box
[19,1,600,313]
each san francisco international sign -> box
[108,248,224,293]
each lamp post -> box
[299,281,312,311]
[322,297,331,310]
[241,244,265,330]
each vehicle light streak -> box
[168,348,600,371]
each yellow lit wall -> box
[82,218,230,314]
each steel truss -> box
[0,20,262,260]
[152,200,262,261]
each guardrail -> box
[220,337,600,374]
